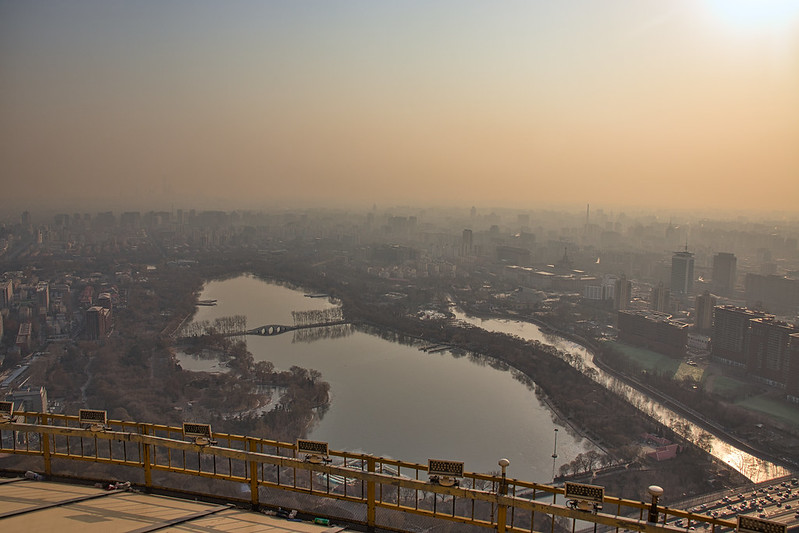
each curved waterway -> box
[452,311,789,483]
[177,275,593,479]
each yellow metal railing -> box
[0,412,738,533]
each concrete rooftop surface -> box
[0,477,348,533]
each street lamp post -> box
[551,428,559,482]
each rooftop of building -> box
[0,476,346,532]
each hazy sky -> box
[2,1,798,213]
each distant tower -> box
[712,252,737,295]
[36,282,49,314]
[651,282,671,312]
[461,229,473,257]
[694,290,716,331]
[0,280,13,309]
[671,247,695,296]
[584,204,590,239]
[614,275,632,311]
[556,247,572,271]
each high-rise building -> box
[617,310,689,358]
[787,334,799,401]
[671,249,695,296]
[694,291,716,331]
[614,275,632,310]
[461,229,473,257]
[651,282,670,312]
[712,306,767,367]
[120,211,141,230]
[0,280,12,308]
[747,318,799,385]
[86,306,110,340]
[712,252,737,295]
[36,281,49,314]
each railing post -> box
[497,459,510,533]
[366,455,376,532]
[248,437,260,510]
[140,423,152,491]
[41,412,51,476]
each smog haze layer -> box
[2,1,798,214]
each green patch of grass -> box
[607,341,681,377]
[705,375,749,397]
[735,395,799,428]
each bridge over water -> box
[246,320,349,336]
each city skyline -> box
[2,1,798,213]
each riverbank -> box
[163,264,768,488]
[454,305,793,476]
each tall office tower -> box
[712,306,767,366]
[461,229,473,257]
[671,249,695,296]
[0,280,12,308]
[712,252,737,295]
[747,317,799,382]
[787,333,799,399]
[694,290,716,331]
[86,306,110,340]
[36,282,49,313]
[614,275,632,310]
[651,282,670,312]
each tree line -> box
[181,314,247,337]
[291,307,343,326]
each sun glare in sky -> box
[704,0,799,30]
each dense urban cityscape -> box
[3,1,799,531]
[1,206,797,507]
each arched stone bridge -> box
[247,324,298,336]
[247,320,348,336]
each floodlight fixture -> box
[565,482,604,513]
[183,422,216,446]
[297,439,330,464]
[428,459,464,487]
[79,409,108,431]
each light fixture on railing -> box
[79,409,109,432]
[428,459,464,487]
[647,485,663,523]
[498,458,510,495]
[0,401,13,422]
[182,422,216,446]
[297,439,330,464]
[565,481,604,514]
